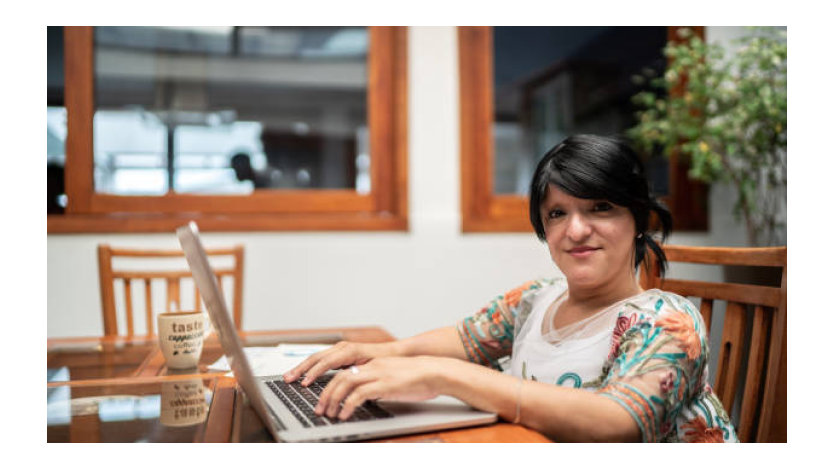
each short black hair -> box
[528,134,672,276]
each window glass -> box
[492,27,667,195]
[93,26,370,195]
[47,26,67,214]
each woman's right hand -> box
[282,341,400,386]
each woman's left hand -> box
[315,356,445,421]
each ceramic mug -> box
[157,310,205,369]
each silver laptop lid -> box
[176,222,283,441]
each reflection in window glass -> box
[93,26,370,195]
[492,27,667,195]
[98,395,161,422]
[48,26,67,214]
[47,107,67,210]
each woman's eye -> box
[592,202,613,212]
[547,210,565,219]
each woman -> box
[283,135,737,443]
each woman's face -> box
[539,184,637,291]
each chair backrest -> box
[97,244,244,337]
[639,245,786,442]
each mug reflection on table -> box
[159,378,208,427]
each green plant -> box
[628,27,786,246]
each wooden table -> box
[47,327,550,443]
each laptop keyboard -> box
[266,375,393,428]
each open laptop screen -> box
[176,222,283,439]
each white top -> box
[509,280,660,388]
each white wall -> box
[47,27,753,341]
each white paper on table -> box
[208,344,331,377]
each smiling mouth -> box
[567,247,600,256]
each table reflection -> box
[46,377,215,443]
[47,338,157,382]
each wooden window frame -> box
[459,26,708,233]
[49,26,408,233]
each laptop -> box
[176,222,497,442]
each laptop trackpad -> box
[377,395,483,415]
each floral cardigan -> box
[456,278,738,443]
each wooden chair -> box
[97,244,244,337]
[639,245,786,442]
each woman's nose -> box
[565,213,592,241]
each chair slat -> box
[714,301,748,413]
[756,267,788,442]
[109,247,241,257]
[113,269,235,280]
[98,245,118,336]
[166,278,181,312]
[660,278,781,308]
[700,298,713,335]
[737,305,771,442]
[123,279,134,337]
[194,283,201,312]
[144,279,153,335]
[663,245,787,267]
[232,246,244,330]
